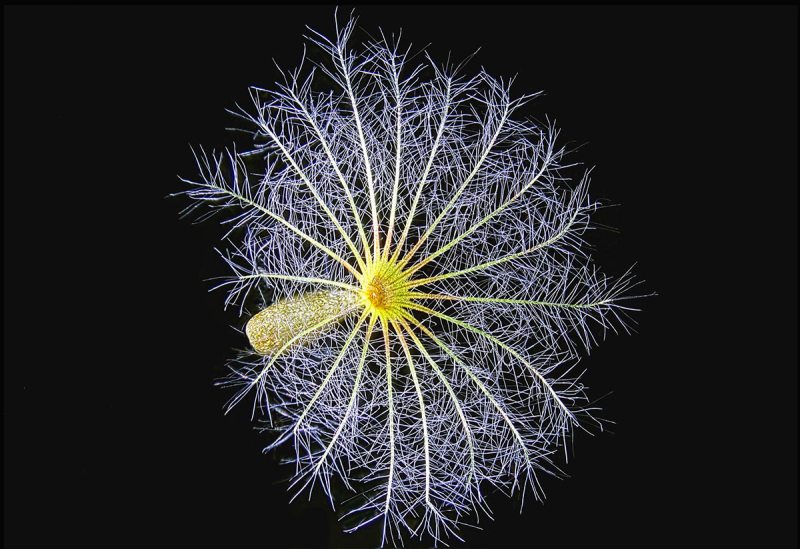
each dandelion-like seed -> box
[179,13,644,546]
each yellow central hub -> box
[360,259,411,321]
[365,277,390,309]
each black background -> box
[4,5,797,548]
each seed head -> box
[178,11,646,547]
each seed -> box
[245,290,359,354]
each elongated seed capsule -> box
[245,290,360,355]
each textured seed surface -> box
[245,290,359,354]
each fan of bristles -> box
[178,12,645,547]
